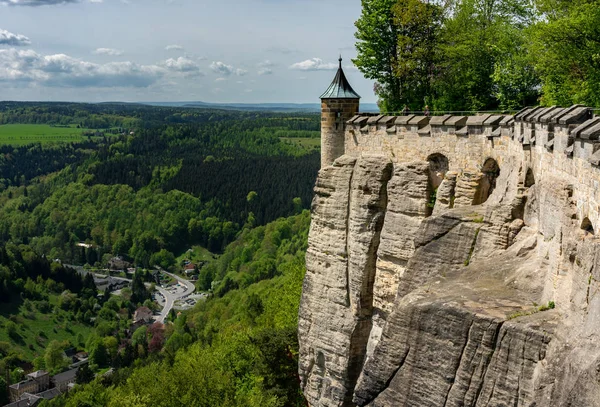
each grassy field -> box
[175,246,217,274]
[280,137,321,152]
[0,295,93,360]
[0,124,100,146]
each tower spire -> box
[319,54,361,168]
[320,56,361,99]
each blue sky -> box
[0,0,375,103]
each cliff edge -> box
[299,107,600,406]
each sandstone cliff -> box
[299,108,600,406]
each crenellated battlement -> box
[339,105,600,168]
[316,105,600,233]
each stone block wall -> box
[321,98,360,167]
[341,105,600,232]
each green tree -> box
[0,376,8,406]
[435,0,535,110]
[391,0,444,110]
[131,270,151,305]
[246,190,258,203]
[292,197,302,214]
[150,249,175,271]
[4,321,18,340]
[132,326,148,349]
[89,339,109,369]
[354,0,403,111]
[75,363,94,385]
[44,340,68,373]
[531,0,600,106]
[491,23,540,109]
[103,336,119,365]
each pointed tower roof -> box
[320,57,361,99]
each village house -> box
[8,371,49,402]
[108,256,132,271]
[4,388,62,407]
[183,263,197,275]
[132,306,154,329]
[51,368,78,393]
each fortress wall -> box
[342,106,600,232]
[301,104,600,407]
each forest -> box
[0,102,318,406]
[355,0,600,112]
[0,104,320,263]
[41,211,310,407]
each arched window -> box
[525,168,535,188]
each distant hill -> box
[141,101,380,113]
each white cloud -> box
[257,60,273,75]
[215,77,226,82]
[164,57,196,71]
[210,61,246,76]
[93,47,123,56]
[164,57,204,78]
[289,58,337,71]
[0,29,31,46]
[210,61,233,75]
[165,44,184,51]
[0,48,164,87]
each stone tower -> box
[320,57,360,168]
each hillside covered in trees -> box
[42,212,310,407]
[0,104,319,263]
[0,102,318,406]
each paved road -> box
[72,265,195,324]
[153,268,196,323]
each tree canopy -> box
[355,0,600,111]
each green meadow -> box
[0,295,93,360]
[0,124,98,146]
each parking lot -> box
[174,292,208,310]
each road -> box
[153,268,196,323]
[71,265,195,324]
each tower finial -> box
[339,55,342,68]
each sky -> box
[0,0,376,103]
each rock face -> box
[299,108,600,407]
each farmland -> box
[280,136,321,153]
[0,124,100,146]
